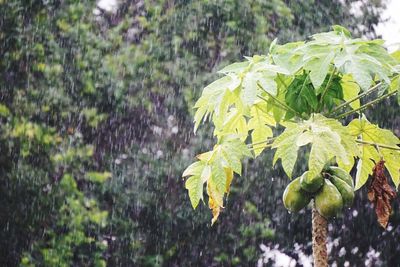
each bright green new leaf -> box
[273,114,357,179]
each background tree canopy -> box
[1,0,398,266]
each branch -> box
[277,74,289,92]
[248,143,274,152]
[328,74,399,116]
[257,94,290,113]
[356,139,400,151]
[327,82,382,115]
[247,137,276,149]
[335,90,397,119]
[257,82,306,119]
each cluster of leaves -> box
[1,0,395,266]
[185,25,400,223]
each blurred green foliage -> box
[1,0,398,266]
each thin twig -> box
[257,82,305,119]
[328,74,399,116]
[335,90,398,119]
[247,137,276,148]
[328,82,382,115]
[277,74,289,92]
[248,143,274,151]
[356,139,400,151]
[257,94,290,113]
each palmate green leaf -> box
[285,74,318,117]
[183,161,208,209]
[271,41,305,74]
[348,116,400,189]
[334,46,391,91]
[214,107,248,139]
[297,114,355,178]
[194,75,241,132]
[272,114,357,179]
[194,56,284,134]
[304,51,335,88]
[272,122,306,178]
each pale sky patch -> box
[375,0,400,52]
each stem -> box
[312,202,328,267]
[327,82,382,115]
[257,82,305,119]
[257,94,290,114]
[328,74,399,116]
[248,143,274,151]
[318,68,336,112]
[277,74,288,92]
[356,139,400,151]
[335,90,398,119]
[247,138,275,148]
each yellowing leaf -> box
[208,196,221,226]
[224,167,234,194]
[341,75,360,110]
[248,104,275,157]
[355,144,380,190]
[183,136,250,221]
[348,116,400,189]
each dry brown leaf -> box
[368,160,397,229]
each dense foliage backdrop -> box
[1,0,398,266]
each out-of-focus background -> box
[0,0,399,266]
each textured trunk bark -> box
[312,203,328,267]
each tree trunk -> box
[312,202,328,267]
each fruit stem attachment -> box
[312,201,328,267]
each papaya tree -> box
[182,26,400,266]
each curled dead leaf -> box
[368,160,397,229]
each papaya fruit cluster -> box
[282,166,355,219]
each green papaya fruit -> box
[300,171,324,193]
[315,179,343,219]
[326,166,353,187]
[329,175,354,207]
[283,177,311,212]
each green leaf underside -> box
[272,114,357,179]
